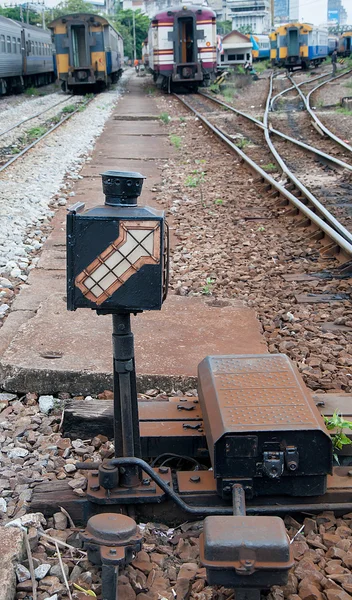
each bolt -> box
[158,466,168,474]
[244,560,252,566]
[90,484,100,491]
[142,478,151,486]
[92,471,99,477]
[109,548,117,555]
[190,475,200,483]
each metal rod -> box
[102,564,118,600]
[112,313,141,487]
[232,484,246,516]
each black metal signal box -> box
[66,171,167,313]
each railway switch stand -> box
[65,171,334,600]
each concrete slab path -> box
[0,74,267,394]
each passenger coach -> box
[271,23,328,70]
[49,13,123,92]
[148,5,217,91]
[0,16,54,95]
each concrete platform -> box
[0,75,267,394]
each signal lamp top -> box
[101,171,146,206]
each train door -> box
[71,24,88,67]
[287,29,299,56]
[176,16,196,63]
[347,36,351,53]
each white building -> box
[219,29,252,64]
[229,0,271,33]
[142,0,209,17]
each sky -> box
[0,0,351,24]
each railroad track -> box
[0,95,94,174]
[174,87,352,264]
[0,95,76,138]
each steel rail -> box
[0,97,93,175]
[270,71,332,111]
[288,69,352,153]
[0,95,74,138]
[263,74,352,245]
[175,92,352,257]
[199,91,352,172]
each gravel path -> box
[0,72,129,322]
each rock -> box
[325,591,352,600]
[328,548,347,561]
[323,533,342,548]
[292,541,309,559]
[0,526,25,600]
[325,561,349,576]
[0,498,7,513]
[295,560,319,580]
[7,448,29,459]
[34,564,51,580]
[67,476,87,490]
[298,585,324,600]
[0,392,16,401]
[64,463,76,473]
[118,582,136,600]
[50,563,69,583]
[304,519,317,535]
[39,575,65,595]
[15,564,31,583]
[283,573,298,597]
[53,512,68,530]
[69,565,83,583]
[38,395,55,414]
[178,563,198,581]
[175,578,190,600]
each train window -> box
[35,41,38,54]
[39,43,42,55]
[0,35,5,53]
[7,36,11,53]
[17,38,21,53]
[12,37,16,53]
[31,41,34,53]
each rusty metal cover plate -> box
[199,354,324,435]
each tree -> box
[0,5,41,26]
[111,9,150,59]
[238,25,253,34]
[51,0,97,19]
[217,20,232,35]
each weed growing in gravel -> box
[169,135,182,149]
[185,172,205,187]
[215,198,223,205]
[147,87,156,95]
[237,65,245,75]
[62,104,76,114]
[179,117,185,123]
[209,83,220,94]
[262,162,277,172]
[254,59,270,74]
[202,277,215,295]
[323,411,352,463]
[25,86,39,96]
[27,126,47,140]
[344,81,352,89]
[236,137,249,149]
[336,107,352,116]
[10,147,20,154]
[159,112,171,124]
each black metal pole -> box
[112,313,141,487]
[232,484,246,516]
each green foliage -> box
[185,170,205,187]
[25,87,39,96]
[27,126,47,139]
[0,5,41,26]
[238,25,253,34]
[262,162,277,172]
[51,0,96,19]
[336,107,352,116]
[209,83,220,94]
[236,137,249,149]
[216,20,232,35]
[62,104,76,113]
[169,135,182,149]
[323,411,352,463]
[111,9,150,60]
[202,277,215,295]
[254,59,270,74]
[344,81,352,89]
[215,198,223,205]
[159,112,171,124]
[237,65,245,75]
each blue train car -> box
[248,34,270,60]
[271,23,328,70]
[338,32,352,56]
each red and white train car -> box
[148,5,217,91]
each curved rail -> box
[270,71,332,111]
[0,95,74,138]
[199,91,352,172]
[288,69,352,154]
[175,92,352,258]
[0,96,93,175]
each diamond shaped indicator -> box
[75,220,161,305]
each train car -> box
[271,22,328,70]
[338,32,352,56]
[0,16,54,95]
[248,34,270,60]
[49,14,123,92]
[148,5,217,91]
[328,34,338,54]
